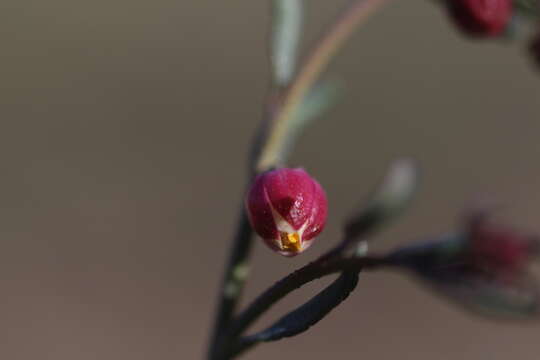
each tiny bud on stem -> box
[245,168,328,257]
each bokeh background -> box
[2,1,540,359]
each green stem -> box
[257,0,392,172]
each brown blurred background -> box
[1,1,540,359]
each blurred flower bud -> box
[387,210,540,318]
[467,215,537,274]
[245,168,327,257]
[446,0,512,37]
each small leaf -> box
[369,158,419,215]
[278,79,343,162]
[291,78,343,130]
[240,271,359,344]
[272,0,303,86]
[249,79,341,172]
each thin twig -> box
[225,255,389,354]
[257,0,392,172]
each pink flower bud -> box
[446,0,512,37]
[245,168,328,257]
[468,217,534,273]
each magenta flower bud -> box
[468,217,535,273]
[245,168,328,257]
[446,0,512,37]
[388,211,540,318]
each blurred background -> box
[1,1,540,359]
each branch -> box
[257,0,393,172]
[207,207,255,360]
[232,271,360,358]
[208,1,394,359]
[224,254,389,357]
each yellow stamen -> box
[280,232,301,252]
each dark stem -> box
[221,254,389,358]
[207,207,255,360]
[208,80,281,360]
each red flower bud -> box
[467,218,535,274]
[446,0,512,37]
[245,168,328,257]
